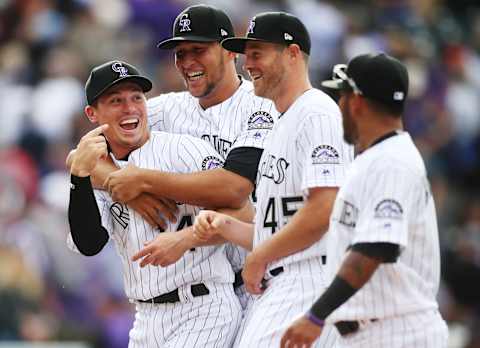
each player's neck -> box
[274,76,312,113]
[357,118,403,153]
[110,132,150,160]
[198,69,241,110]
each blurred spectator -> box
[1,0,480,347]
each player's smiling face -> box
[174,41,227,99]
[86,82,149,158]
[243,41,287,100]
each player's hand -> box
[65,148,77,170]
[193,210,228,242]
[242,250,268,295]
[128,193,178,229]
[70,124,109,177]
[104,164,143,202]
[280,316,323,348]
[131,232,188,267]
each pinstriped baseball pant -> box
[335,309,448,348]
[234,268,339,348]
[128,282,241,348]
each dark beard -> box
[342,98,357,145]
[198,54,226,98]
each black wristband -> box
[309,276,358,320]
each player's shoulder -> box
[152,132,223,170]
[150,130,207,149]
[237,78,277,109]
[362,133,426,176]
[149,130,188,143]
[299,88,340,118]
[147,90,192,110]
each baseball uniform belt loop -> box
[233,270,243,289]
[334,319,378,336]
[266,257,326,279]
[269,266,284,277]
[321,255,327,265]
[137,283,209,304]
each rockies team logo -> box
[247,111,274,130]
[374,199,403,220]
[110,202,129,229]
[247,19,255,34]
[111,62,128,77]
[201,156,224,171]
[178,13,191,32]
[311,145,340,164]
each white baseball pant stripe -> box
[128,282,241,347]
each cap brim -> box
[157,36,219,49]
[90,76,152,105]
[221,37,269,54]
[321,79,348,90]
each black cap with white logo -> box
[322,53,409,112]
[85,61,152,105]
[157,4,234,49]
[221,12,311,55]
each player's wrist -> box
[179,227,197,248]
[253,242,276,264]
[70,162,91,177]
[306,311,325,327]
[141,169,156,194]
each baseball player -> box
[68,60,241,347]
[217,12,354,347]
[85,5,278,310]
[281,53,449,348]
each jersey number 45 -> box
[263,196,303,234]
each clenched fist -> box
[70,124,109,177]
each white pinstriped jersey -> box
[68,132,233,300]
[147,79,276,159]
[254,88,354,272]
[326,132,442,322]
[147,79,278,272]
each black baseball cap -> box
[221,12,311,55]
[157,4,234,49]
[85,60,152,105]
[322,53,409,111]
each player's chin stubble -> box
[260,60,286,100]
[342,109,357,145]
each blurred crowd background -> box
[1,0,479,347]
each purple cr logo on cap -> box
[179,13,192,32]
[111,62,128,77]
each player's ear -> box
[286,44,301,60]
[352,94,368,116]
[84,105,98,124]
[224,47,237,61]
[344,93,358,114]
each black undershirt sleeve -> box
[68,175,109,256]
[309,242,401,320]
[223,147,263,185]
[351,242,401,263]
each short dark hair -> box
[364,97,403,117]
